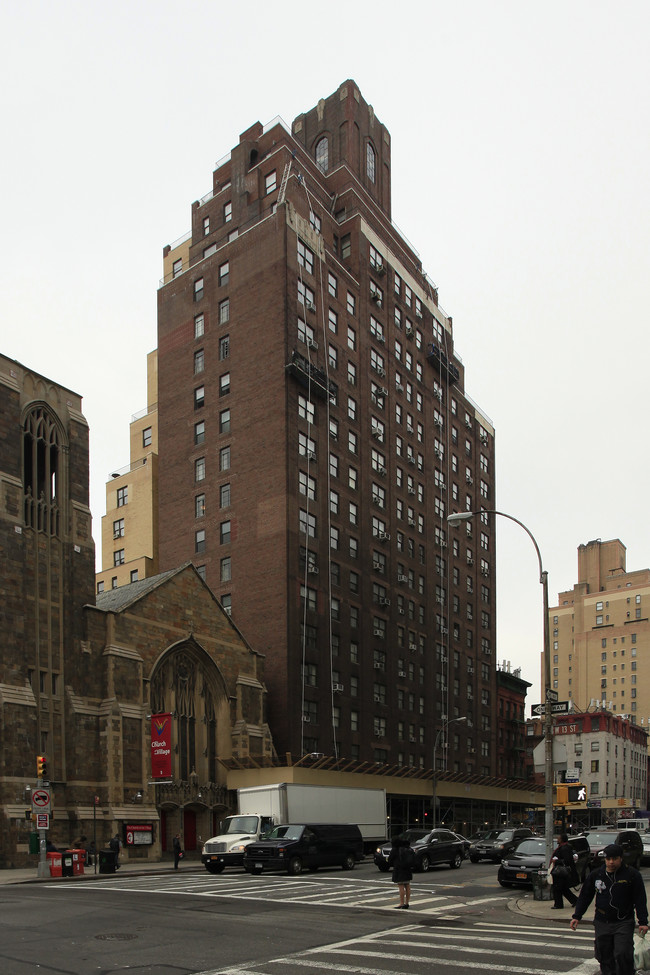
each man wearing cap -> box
[570,843,648,975]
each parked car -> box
[374,828,465,872]
[497,835,590,888]
[469,827,533,863]
[242,823,363,875]
[582,829,643,872]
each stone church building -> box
[0,353,274,867]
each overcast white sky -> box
[3,1,648,707]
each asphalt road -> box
[0,859,614,975]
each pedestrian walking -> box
[570,843,648,975]
[387,836,414,909]
[550,833,579,910]
[173,832,183,870]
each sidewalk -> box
[0,858,202,886]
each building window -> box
[366,143,376,183]
[195,457,206,482]
[223,201,232,223]
[220,520,231,545]
[315,137,328,173]
[219,373,230,396]
[194,313,205,338]
[310,210,321,233]
[297,239,315,275]
[219,446,231,471]
[219,261,229,286]
[220,557,231,582]
[194,420,205,445]
[172,258,182,277]
[194,349,204,375]
[299,509,317,537]
[202,216,210,236]
[298,394,315,424]
[265,170,277,194]
[195,494,205,519]
[341,234,351,260]
[219,409,231,434]
[220,483,231,508]
[219,298,230,325]
[194,278,204,301]
[142,426,152,448]
[130,570,139,586]
[194,386,205,409]
[117,486,128,507]
[97,581,105,594]
[113,518,125,539]
[113,549,125,566]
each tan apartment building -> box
[96,351,159,592]
[549,538,650,736]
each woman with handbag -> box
[550,834,579,910]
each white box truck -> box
[201,782,387,873]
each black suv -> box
[582,829,643,873]
[242,823,363,875]
[469,827,533,863]
[374,828,465,872]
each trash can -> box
[47,852,62,878]
[532,867,552,901]
[61,852,74,877]
[99,849,118,874]
[70,849,85,876]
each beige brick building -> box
[549,538,650,735]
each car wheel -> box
[470,856,479,863]
[417,855,430,872]
[342,854,355,870]
[450,853,462,869]
[498,879,512,888]
[376,862,389,873]
[287,856,303,875]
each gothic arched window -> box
[23,406,61,536]
[315,137,329,174]
[366,142,376,184]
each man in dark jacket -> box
[570,843,648,975]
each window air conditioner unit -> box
[467,557,474,565]
[434,448,441,458]
[306,338,318,349]
[373,628,384,637]
[406,327,413,338]
[307,565,319,574]
[379,597,391,606]
[440,540,447,548]
[372,429,381,439]
[306,301,316,312]
[398,574,408,583]
[376,334,385,344]
[398,607,405,615]
[484,647,492,655]
[373,662,383,671]
[398,670,406,678]
[378,466,386,477]
[374,694,382,702]
[407,487,415,495]
[306,449,316,460]
[302,715,311,722]
[379,387,388,397]
[408,518,415,526]
[480,434,488,445]
[408,643,417,651]
[376,263,385,276]
[436,595,444,605]
[466,418,472,429]
[406,424,414,433]
[330,430,338,441]
[481,567,489,576]
[466,475,473,484]
[376,366,386,377]
[407,457,415,466]
[434,418,443,427]
[468,747,476,754]
[113,531,122,539]
[374,731,383,738]
[440,627,448,635]
[409,736,416,743]
[372,494,382,505]
[332,683,344,693]
[434,388,442,400]
[396,383,404,393]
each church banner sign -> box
[151,713,172,779]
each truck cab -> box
[201,814,275,873]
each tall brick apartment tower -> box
[157,81,497,773]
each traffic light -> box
[37,755,47,779]
[567,784,586,804]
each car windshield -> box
[513,839,546,856]
[398,830,429,844]
[222,816,259,835]
[481,829,512,842]
[586,832,621,847]
[264,825,304,841]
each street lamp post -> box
[447,509,554,865]
[432,715,467,827]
